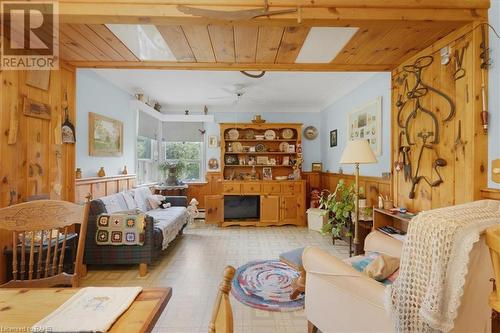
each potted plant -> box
[319,179,355,239]
[159,161,185,185]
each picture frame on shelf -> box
[208,135,218,148]
[288,144,296,153]
[282,156,290,166]
[256,156,269,165]
[330,129,337,147]
[312,162,323,172]
[262,167,273,180]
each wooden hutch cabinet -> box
[205,122,306,227]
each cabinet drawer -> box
[242,183,261,194]
[222,183,241,194]
[281,183,300,194]
[262,183,281,194]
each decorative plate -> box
[264,130,276,140]
[279,142,289,152]
[228,129,239,140]
[232,142,243,153]
[244,129,255,140]
[303,126,318,140]
[281,128,294,140]
[255,143,266,152]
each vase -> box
[75,168,82,179]
[122,165,128,175]
[98,167,106,177]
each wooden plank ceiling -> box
[50,0,489,70]
[59,20,464,71]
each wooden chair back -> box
[208,266,236,333]
[0,198,90,288]
[487,226,500,313]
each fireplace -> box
[224,195,260,220]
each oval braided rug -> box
[231,259,304,312]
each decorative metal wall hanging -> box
[396,55,456,199]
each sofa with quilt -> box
[84,186,188,276]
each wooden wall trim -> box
[481,188,500,200]
[76,174,137,185]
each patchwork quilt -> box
[95,212,146,246]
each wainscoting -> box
[75,174,137,203]
[302,172,391,208]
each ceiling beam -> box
[57,3,487,26]
[59,1,491,10]
[64,61,394,71]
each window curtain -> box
[162,122,204,142]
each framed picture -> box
[208,135,218,148]
[23,97,51,120]
[348,97,382,156]
[89,112,123,156]
[256,156,269,165]
[262,167,273,180]
[330,129,337,147]
[312,162,323,172]
[282,156,290,166]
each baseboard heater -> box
[224,195,260,221]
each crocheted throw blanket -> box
[386,200,500,332]
[96,212,145,246]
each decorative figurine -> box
[98,167,106,177]
[122,165,128,175]
[76,168,82,179]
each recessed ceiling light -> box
[106,24,176,61]
[295,27,358,63]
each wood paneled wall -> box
[392,24,488,212]
[75,175,137,204]
[0,67,76,283]
[302,172,391,208]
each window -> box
[165,141,203,182]
[137,136,152,160]
[137,136,158,184]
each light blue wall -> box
[320,72,392,177]
[489,0,500,188]
[205,112,322,172]
[76,70,136,178]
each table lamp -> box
[339,139,377,245]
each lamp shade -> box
[339,139,377,164]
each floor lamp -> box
[339,139,377,245]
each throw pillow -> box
[363,254,400,281]
[122,191,138,210]
[147,195,164,210]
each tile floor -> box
[81,221,349,333]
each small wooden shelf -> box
[225,139,297,142]
[225,165,292,168]
[225,152,296,155]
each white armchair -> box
[303,231,492,333]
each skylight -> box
[295,27,359,63]
[106,24,176,61]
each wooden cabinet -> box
[262,183,280,194]
[280,195,299,223]
[205,195,224,224]
[260,195,280,223]
[242,183,261,194]
[222,183,241,194]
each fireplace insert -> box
[224,195,260,220]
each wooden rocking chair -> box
[0,198,90,288]
[208,266,236,333]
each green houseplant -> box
[159,160,185,185]
[320,179,355,238]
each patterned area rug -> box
[231,259,304,312]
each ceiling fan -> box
[209,84,249,103]
[177,0,297,21]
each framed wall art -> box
[89,112,123,156]
[347,97,382,156]
[208,135,218,148]
[330,129,337,147]
[312,162,323,172]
